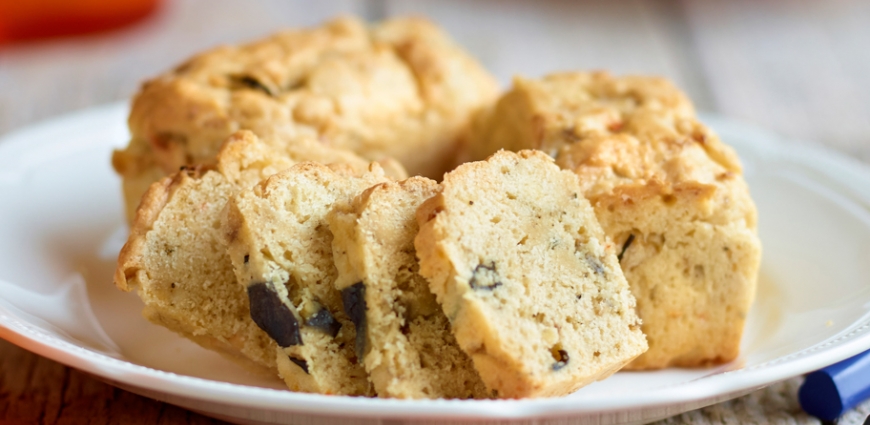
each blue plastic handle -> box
[799,349,870,421]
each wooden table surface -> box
[1,0,869,423]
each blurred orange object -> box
[0,0,160,44]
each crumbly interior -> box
[557,132,759,369]
[114,131,395,376]
[117,168,277,373]
[415,150,647,398]
[328,177,490,399]
[112,16,499,221]
[468,72,762,369]
[222,162,393,396]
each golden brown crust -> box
[113,130,399,376]
[468,72,761,370]
[467,72,742,179]
[115,16,498,222]
[114,166,213,292]
[214,130,406,189]
[553,101,758,370]
[114,178,166,292]
[115,163,280,372]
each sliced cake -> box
[222,162,394,395]
[114,130,403,375]
[414,150,647,398]
[466,72,761,369]
[327,177,490,399]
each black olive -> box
[586,255,605,275]
[469,262,501,290]
[341,282,367,360]
[288,356,309,374]
[618,234,635,262]
[305,308,342,337]
[551,347,569,371]
[232,75,274,96]
[247,282,302,347]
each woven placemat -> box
[652,377,869,424]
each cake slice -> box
[222,162,394,395]
[466,72,761,369]
[114,130,404,375]
[414,150,647,398]
[327,177,490,399]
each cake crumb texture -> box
[415,149,647,397]
[468,72,762,369]
[328,177,490,399]
[114,130,397,376]
[222,161,395,395]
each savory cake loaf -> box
[414,150,647,398]
[327,177,490,399]
[467,72,762,369]
[114,130,403,375]
[222,162,395,395]
[112,16,499,222]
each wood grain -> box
[0,339,227,425]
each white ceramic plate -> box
[1,103,870,425]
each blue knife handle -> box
[799,349,870,421]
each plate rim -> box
[1,102,870,420]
